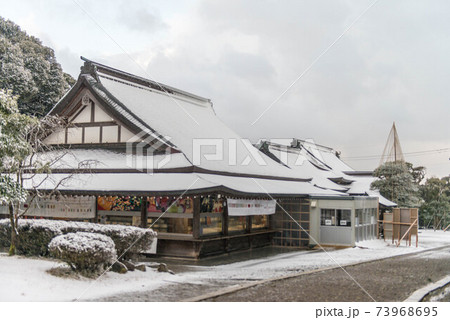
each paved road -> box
[204,246,450,302]
[92,246,450,302]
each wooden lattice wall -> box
[273,199,310,247]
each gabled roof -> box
[42,58,389,200]
[258,139,397,206]
[49,58,312,182]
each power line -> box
[341,147,450,160]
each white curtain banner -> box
[24,196,96,219]
[227,199,277,216]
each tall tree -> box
[371,161,420,208]
[0,17,75,116]
[0,89,36,254]
[419,177,450,229]
[1,89,95,255]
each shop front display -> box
[97,196,142,226]
[200,196,224,236]
[147,197,193,234]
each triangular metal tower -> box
[380,122,404,165]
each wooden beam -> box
[90,101,95,122]
[396,218,418,247]
[140,197,148,228]
[68,121,117,128]
[70,104,87,122]
[193,197,201,239]
[94,196,98,223]
[223,199,229,251]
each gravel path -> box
[91,246,450,302]
[204,246,450,302]
[93,279,245,302]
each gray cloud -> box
[117,4,166,33]
[44,0,448,177]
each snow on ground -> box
[178,230,450,283]
[0,230,448,301]
[0,254,187,302]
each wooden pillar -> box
[193,197,201,239]
[376,202,380,239]
[223,199,229,236]
[94,196,99,223]
[223,199,229,252]
[140,197,148,228]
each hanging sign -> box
[227,199,276,216]
[23,196,96,219]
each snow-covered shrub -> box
[89,225,155,259]
[0,219,157,258]
[0,219,66,255]
[49,232,117,273]
[0,220,11,248]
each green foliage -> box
[0,219,157,258]
[0,16,75,116]
[0,176,27,205]
[0,89,36,204]
[419,177,450,229]
[405,162,426,184]
[371,161,420,207]
[0,89,37,163]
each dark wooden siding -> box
[273,199,310,247]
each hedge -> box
[0,219,156,258]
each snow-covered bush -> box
[0,219,156,258]
[49,232,117,273]
[65,223,157,259]
[0,221,11,248]
[0,219,66,256]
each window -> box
[251,215,269,230]
[200,213,223,235]
[147,196,194,234]
[228,216,247,233]
[337,209,351,227]
[356,209,363,226]
[147,217,193,234]
[321,209,351,227]
[200,196,224,236]
[320,209,335,226]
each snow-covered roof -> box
[266,144,349,192]
[43,59,395,203]
[24,172,345,198]
[96,74,303,179]
[345,176,397,207]
[259,139,397,206]
[34,149,192,171]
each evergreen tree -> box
[419,177,450,229]
[0,17,75,116]
[1,89,96,255]
[371,161,420,207]
[0,89,36,254]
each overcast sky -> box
[1,0,449,178]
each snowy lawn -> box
[0,254,186,301]
[0,229,448,301]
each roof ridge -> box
[80,56,211,104]
[98,74,210,109]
